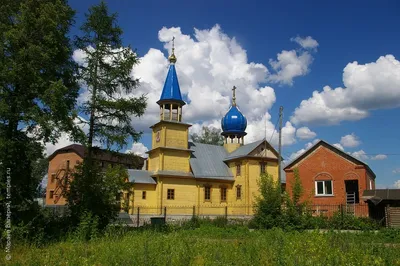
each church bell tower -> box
[147,37,192,173]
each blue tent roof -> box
[157,64,185,105]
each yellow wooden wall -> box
[165,124,188,149]
[162,150,190,172]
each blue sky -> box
[59,0,400,188]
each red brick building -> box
[284,140,376,216]
[46,144,144,206]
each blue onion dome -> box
[221,105,247,137]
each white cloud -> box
[333,143,344,151]
[287,138,319,162]
[126,142,148,158]
[290,36,319,50]
[296,127,317,140]
[291,55,400,125]
[288,148,306,162]
[392,168,400,174]
[350,150,368,161]
[268,50,314,86]
[340,133,361,148]
[118,25,314,146]
[394,180,400,188]
[305,139,320,149]
[370,154,387,160]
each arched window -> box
[314,173,333,196]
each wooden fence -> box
[385,206,400,228]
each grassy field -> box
[2,226,400,265]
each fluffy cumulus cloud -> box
[333,143,344,151]
[370,154,387,160]
[350,150,368,161]
[287,138,319,162]
[340,133,361,148]
[394,180,400,189]
[126,143,149,158]
[119,25,315,147]
[392,168,400,174]
[267,36,318,86]
[290,36,319,50]
[291,55,400,125]
[342,146,387,161]
[296,126,317,140]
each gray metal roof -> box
[155,170,194,178]
[189,142,233,179]
[127,169,156,184]
[224,139,264,160]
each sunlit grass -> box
[3,227,400,266]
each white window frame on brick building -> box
[315,180,333,196]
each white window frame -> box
[315,180,333,196]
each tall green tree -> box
[67,1,146,227]
[0,0,79,223]
[74,1,146,156]
[190,126,224,146]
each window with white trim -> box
[315,180,333,196]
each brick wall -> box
[46,152,82,206]
[285,145,374,216]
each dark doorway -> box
[345,180,359,203]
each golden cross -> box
[172,36,175,53]
[232,86,236,106]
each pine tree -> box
[74,1,147,157]
[67,1,146,228]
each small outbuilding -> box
[362,189,400,228]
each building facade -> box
[46,144,144,206]
[284,140,376,216]
[124,41,279,216]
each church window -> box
[204,186,211,201]
[220,187,227,202]
[51,173,56,183]
[236,185,242,199]
[236,164,241,176]
[142,191,146,200]
[167,189,175,200]
[260,163,266,174]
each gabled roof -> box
[224,139,280,161]
[48,144,145,168]
[157,64,185,105]
[48,144,85,159]
[128,170,156,184]
[189,142,234,180]
[284,140,376,178]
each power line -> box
[268,115,280,143]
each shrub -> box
[71,211,100,241]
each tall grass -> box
[2,226,400,265]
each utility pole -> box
[278,106,283,193]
